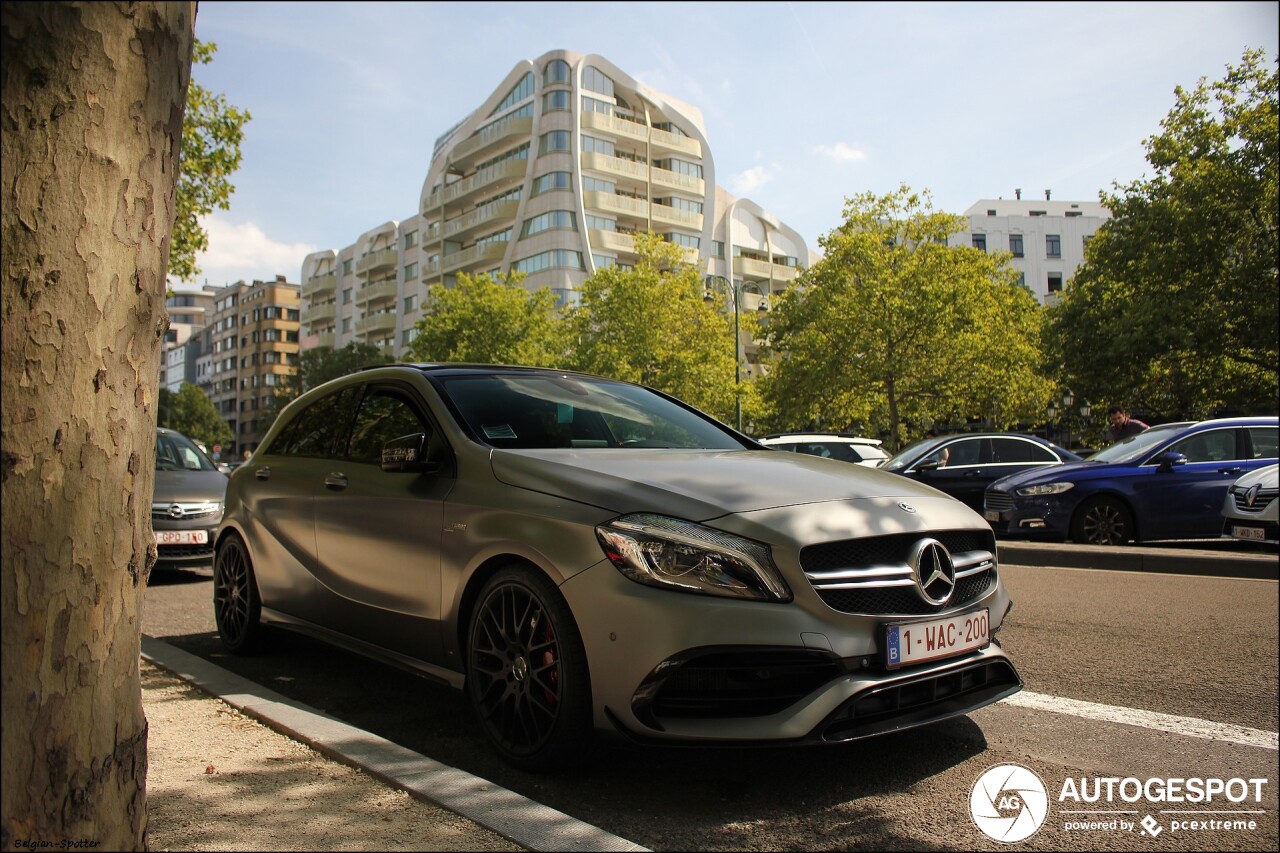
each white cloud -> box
[730,166,773,195]
[189,215,317,287]
[814,142,867,163]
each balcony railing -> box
[301,272,337,299]
[584,191,649,220]
[355,247,397,275]
[580,151,647,183]
[581,111,648,144]
[354,279,398,307]
[733,256,802,284]
[650,203,703,231]
[424,158,527,212]
[649,127,701,158]
[587,229,635,254]
[300,302,336,325]
[448,114,533,166]
[442,240,508,272]
[649,165,704,195]
[443,200,520,240]
[355,312,396,335]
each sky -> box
[181,1,1279,292]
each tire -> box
[1071,497,1135,545]
[213,532,264,653]
[466,565,592,772]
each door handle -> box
[964,470,983,477]
[254,466,271,480]
[1217,467,1242,475]
[324,473,349,490]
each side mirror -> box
[915,461,940,473]
[1154,451,1187,471]
[381,433,441,474]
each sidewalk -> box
[140,637,648,853]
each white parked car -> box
[1221,463,1278,546]
[757,433,889,468]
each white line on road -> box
[1002,690,1279,751]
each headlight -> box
[595,513,791,602]
[1016,482,1075,497]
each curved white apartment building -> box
[300,49,813,363]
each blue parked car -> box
[983,417,1279,545]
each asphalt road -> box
[142,558,1278,851]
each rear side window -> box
[990,438,1056,464]
[267,387,360,458]
[1247,427,1278,459]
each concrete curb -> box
[141,635,649,853]
[997,541,1278,580]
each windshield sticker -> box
[482,423,517,439]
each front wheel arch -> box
[1070,494,1138,545]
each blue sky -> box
[182,1,1278,291]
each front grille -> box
[800,530,997,616]
[984,491,1014,512]
[151,501,221,521]
[639,649,843,721]
[156,542,214,559]
[1232,489,1277,513]
[817,658,1022,743]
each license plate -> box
[1233,525,1266,541]
[984,510,1001,522]
[885,609,989,669]
[154,530,207,545]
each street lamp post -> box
[704,275,767,432]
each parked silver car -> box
[153,427,227,568]
[213,365,1021,770]
[1221,463,1278,546]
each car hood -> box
[490,448,950,520]
[153,468,228,504]
[990,459,1128,491]
[1234,463,1279,490]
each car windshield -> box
[156,431,217,472]
[1087,424,1184,464]
[883,436,947,472]
[439,374,749,450]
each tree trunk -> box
[1,3,194,850]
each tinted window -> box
[345,389,428,464]
[1168,429,1238,463]
[991,438,1056,464]
[156,431,217,472]
[269,387,359,458]
[944,438,983,467]
[1247,427,1278,459]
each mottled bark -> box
[1,3,195,850]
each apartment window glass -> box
[520,210,577,238]
[583,66,614,98]
[403,231,417,249]
[403,262,418,281]
[668,232,700,250]
[543,59,570,85]
[342,288,353,304]
[712,240,725,259]
[490,72,534,116]
[581,96,614,116]
[542,90,571,113]
[581,176,616,194]
[1048,273,1063,293]
[531,172,572,196]
[341,317,352,333]
[972,234,987,252]
[476,228,512,249]
[342,259,352,275]
[538,131,571,155]
[1009,234,1024,257]
[580,135,615,157]
[657,197,703,215]
[585,214,616,232]
[1046,234,1062,258]
[403,295,417,313]
[592,254,616,269]
[514,250,584,274]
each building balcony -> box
[301,271,337,299]
[355,312,396,335]
[650,165,704,196]
[311,331,335,349]
[300,301,336,325]
[443,200,520,241]
[441,240,508,273]
[581,110,649,145]
[354,279,398,307]
[447,114,533,167]
[355,247,397,276]
[587,228,636,254]
[651,203,702,231]
[649,127,701,158]
[584,190,649,222]
[424,158,528,212]
[580,151,647,185]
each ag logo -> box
[970,763,1049,843]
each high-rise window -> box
[1048,273,1063,292]
[1009,234,1024,257]
[543,59,570,85]
[972,234,987,252]
[531,172,571,196]
[583,66,614,98]
[538,131,571,155]
[1046,234,1062,258]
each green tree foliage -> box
[169,40,250,282]
[260,341,392,429]
[1046,48,1278,419]
[564,233,740,422]
[407,270,563,366]
[157,383,232,449]
[760,186,1053,449]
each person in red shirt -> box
[1106,406,1149,444]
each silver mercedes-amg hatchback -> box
[214,364,1021,770]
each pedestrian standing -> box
[1106,406,1149,444]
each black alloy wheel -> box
[466,566,591,772]
[1072,497,1135,546]
[213,533,263,653]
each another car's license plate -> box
[154,530,207,545]
[885,609,989,669]
[1233,525,1266,541]
[983,509,1001,522]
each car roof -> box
[360,362,610,381]
[759,433,882,445]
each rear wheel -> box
[1071,497,1134,545]
[466,566,592,772]
[213,533,264,653]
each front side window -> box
[1247,427,1278,459]
[1168,429,1239,463]
[268,387,360,458]
[344,389,428,465]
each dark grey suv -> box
[214,364,1021,770]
